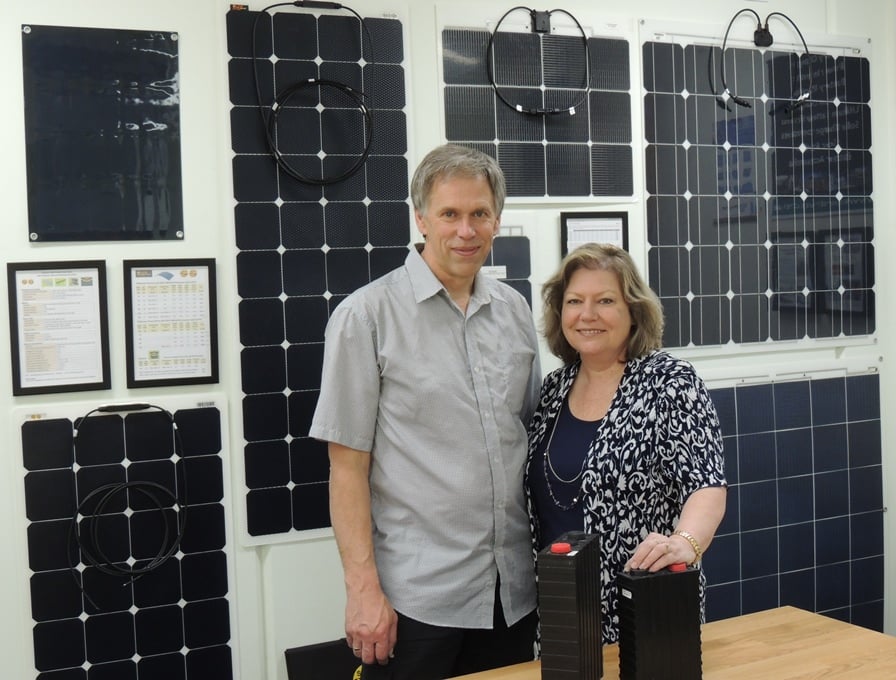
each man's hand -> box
[329,442,398,665]
[345,586,398,665]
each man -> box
[309,144,541,679]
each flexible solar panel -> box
[642,37,874,347]
[442,27,634,199]
[18,397,235,680]
[21,25,183,242]
[227,8,409,538]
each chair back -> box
[284,638,361,680]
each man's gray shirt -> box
[310,247,541,628]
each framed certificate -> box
[560,211,629,256]
[7,260,111,395]
[123,258,219,388]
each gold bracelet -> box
[674,530,703,564]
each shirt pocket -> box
[493,348,536,416]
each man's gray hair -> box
[410,144,506,216]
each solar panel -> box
[18,397,236,679]
[442,27,634,199]
[642,34,874,347]
[704,372,883,629]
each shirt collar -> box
[405,244,493,308]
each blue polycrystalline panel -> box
[227,8,410,537]
[643,40,875,347]
[702,373,883,630]
[21,406,233,679]
[443,28,633,198]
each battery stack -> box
[616,563,702,680]
[536,531,602,680]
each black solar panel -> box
[19,399,234,679]
[442,27,634,199]
[227,8,409,538]
[643,38,874,347]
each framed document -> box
[560,211,629,256]
[7,260,111,395]
[123,258,219,388]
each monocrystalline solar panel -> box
[229,10,534,540]
[19,400,234,680]
[227,8,410,538]
[442,28,634,199]
[643,39,874,347]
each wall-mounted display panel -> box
[21,25,184,241]
[438,5,635,200]
[704,369,883,630]
[15,395,237,680]
[640,20,874,349]
[227,5,411,540]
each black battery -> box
[536,531,602,680]
[616,563,702,680]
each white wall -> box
[0,1,893,679]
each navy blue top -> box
[530,396,599,549]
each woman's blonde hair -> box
[541,243,664,364]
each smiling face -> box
[415,174,499,295]
[561,266,632,364]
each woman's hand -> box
[624,531,695,572]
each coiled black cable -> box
[251,1,374,185]
[486,6,590,116]
[67,403,187,610]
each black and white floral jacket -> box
[525,350,727,644]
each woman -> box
[526,243,727,644]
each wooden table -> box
[451,606,896,678]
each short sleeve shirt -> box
[310,247,541,628]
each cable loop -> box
[486,6,590,117]
[67,404,187,611]
[251,2,375,185]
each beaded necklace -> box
[541,403,588,511]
